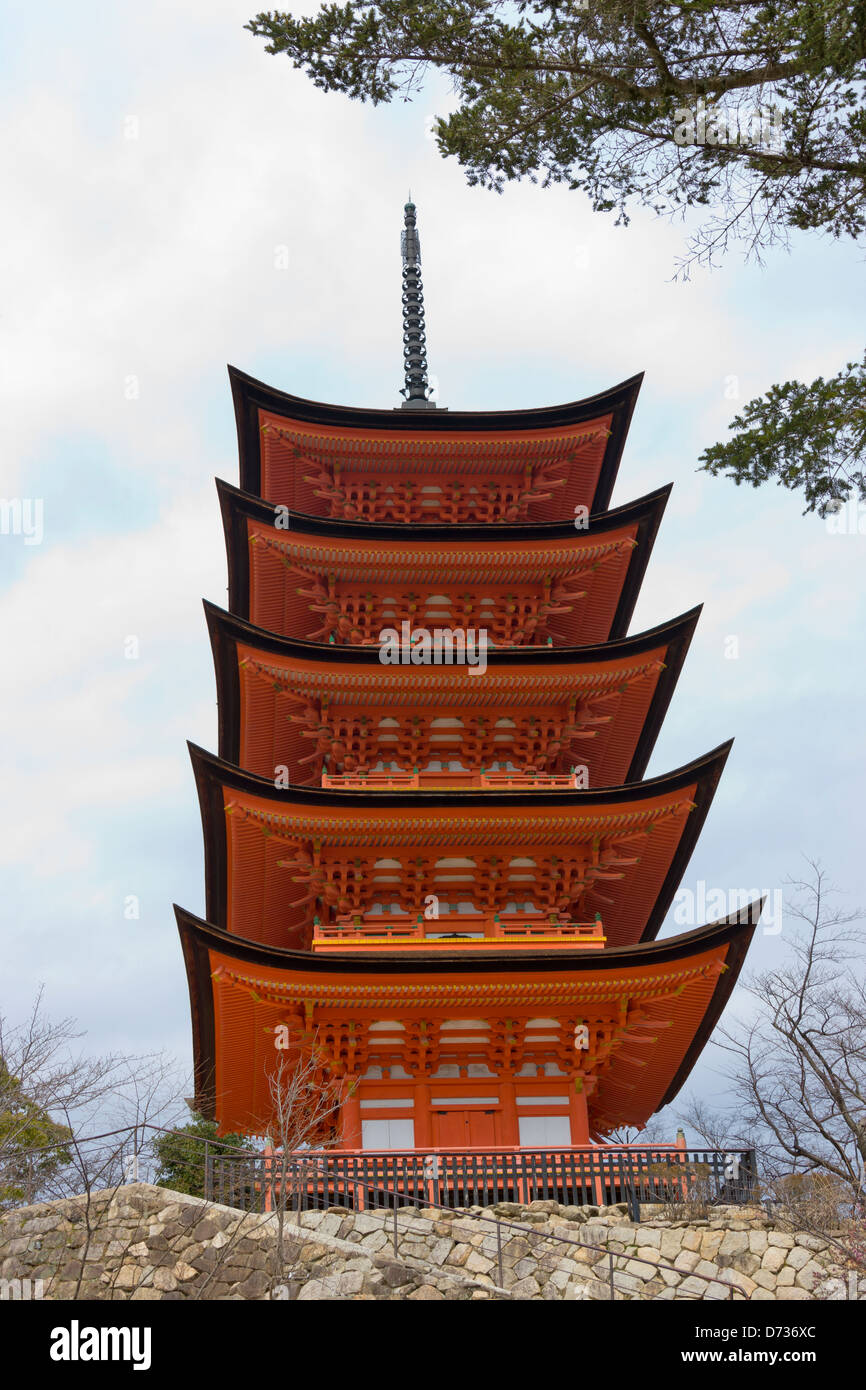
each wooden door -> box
[466,1109,498,1147]
[432,1108,499,1147]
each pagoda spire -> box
[399,199,438,410]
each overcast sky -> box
[1,0,863,1135]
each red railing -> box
[210,1142,758,1216]
[312,910,605,952]
[320,770,584,791]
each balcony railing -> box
[312,910,606,953]
[320,770,585,791]
[208,1144,759,1215]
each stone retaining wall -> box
[0,1184,858,1301]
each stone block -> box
[785,1245,811,1271]
[761,1246,787,1274]
[297,1279,326,1300]
[409,1284,445,1300]
[607,1224,637,1245]
[509,1276,541,1298]
[766,1231,795,1249]
[360,1231,388,1254]
[611,1271,642,1294]
[331,1270,364,1296]
[699,1231,725,1261]
[192,1219,221,1243]
[555,1208,586,1223]
[316,1214,345,1238]
[464,1251,494,1275]
[445,1243,471,1267]
[350,1213,385,1236]
[748,1230,768,1255]
[795,1260,824,1291]
[660,1230,683,1261]
[573,1246,603,1266]
[635,1228,661,1248]
[797,1234,829,1253]
[724,1270,757,1298]
[678,1275,710,1298]
[20,1217,58,1235]
[377,1262,414,1288]
[719,1230,750,1258]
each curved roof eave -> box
[228,364,644,515]
[217,477,671,645]
[189,736,731,810]
[204,598,701,783]
[176,899,760,976]
[215,474,670,545]
[189,738,731,945]
[175,899,761,1123]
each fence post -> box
[496,1219,504,1288]
[608,1251,615,1300]
[204,1140,211,1201]
[393,1198,399,1258]
[745,1148,759,1202]
[626,1181,641,1223]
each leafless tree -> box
[257,1043,344,1290]
[1,987,185,1208]
[680,860,866,1268]
[604,1119,671,1148]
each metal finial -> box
[399,199,437,410]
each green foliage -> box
[699,354,866,514]
[246,2,866,510]
[246,1,866,251]
[151,1113,256,1198]
[0,1060,73,1210]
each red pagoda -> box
[177,202,760,1161]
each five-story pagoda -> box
[177,202,761,1155]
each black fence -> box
[208,1145,758,1215]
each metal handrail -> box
[266,1168,745,1301]
[1,1122,752,1300]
